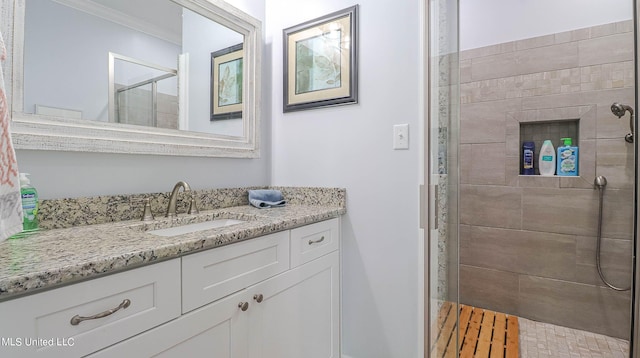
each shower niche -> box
[519,120,579,176]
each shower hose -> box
[594,175,630,291]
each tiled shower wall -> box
[458,20,635,339]
[116,86,179,129]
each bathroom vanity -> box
[0,187,344,357]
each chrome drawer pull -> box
[253,294,264,303]
[308,236,325,245]
[238,302,249,311]
[70,299,131,326]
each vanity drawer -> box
[290,218,340,267]
[0,258,181,358]
[181,231,289,313]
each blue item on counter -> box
[248,189,286,209]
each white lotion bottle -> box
[538,140,556,176]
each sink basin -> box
[147,219,245,237]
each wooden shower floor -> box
[432,302,519,358]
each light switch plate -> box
[393,124,409,150]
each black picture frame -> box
[283,5,358,113]
[211,43,243,121]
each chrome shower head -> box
[611,103,634,118]
[594,175,607,189]
[610,102,635,143]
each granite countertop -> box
[0,203,346,300]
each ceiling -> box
[82,0,183,44]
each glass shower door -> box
[425,0,459,356]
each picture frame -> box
[211,43,243,121]
[283,5,358,113]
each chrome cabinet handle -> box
[253,294,263,303]
[70,299,131,326]
[308,236,325,245]
[238,302,249,311]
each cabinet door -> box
[249,251,340,358]
[88,289,253,358]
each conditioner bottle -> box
[538,140,556,176]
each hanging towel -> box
[0,30,23,242]
[248,189,286,209]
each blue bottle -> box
[522,141,535,175]
[556,137,578,176]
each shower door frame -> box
[425,1,640,357]
[633,1,640,357]
[423,0,461,356]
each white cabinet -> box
[249,251,340,358]
[95,218,341,358]
[290,217,339,267]
[182,231,290,313]
[0,259,181,358]
[90,251,339,358]
[88,288,252,357]
[1,218,340,358]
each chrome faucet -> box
[165,181,199,218]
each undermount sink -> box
[147,219,245,237]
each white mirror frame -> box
[4,0,261,158]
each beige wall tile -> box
[521,88,632,111]
[589,20,634,39]
[466,143,506,185]
[460,59,472,84]
[515,34,555,51]
[596,138,635,190]
[518,275,630,339]
[460,185,522,229]
[460,225,577,281]
[460,99,520,144]
[518,176,560,188]
[554,28,590,44]
[575,236,633,289]
[471,42,578,81]
[578,32,634,67]
[601,189,634,240]
[459,144,472,184]
[459,265,519,314]
[460,41,515,61]
[505,156,519,186]
[522,188,598,236]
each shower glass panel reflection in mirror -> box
[22,0,245,137]
[110,53,178,129]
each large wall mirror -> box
[5,0,261,157]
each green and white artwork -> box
[218,58,243,107]
[295,30,342,95]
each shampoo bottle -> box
[538,140,556,176]
[557,137,579,176]
[12,173,39,238]
[522,141,535,175]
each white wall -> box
[267,1,421,357]
[14,0,269,199]
[182,8,243,135]
[460,0,633,50]
[24,0,180,121]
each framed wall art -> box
[283,5,358,112]
[211,43,243,121]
